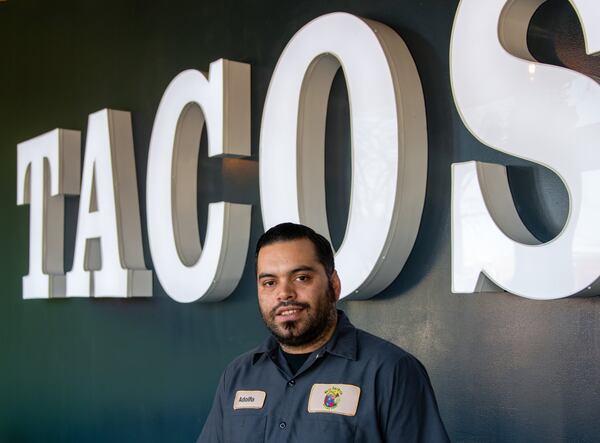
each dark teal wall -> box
[1,0,599,442]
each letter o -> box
[260,12,427,299]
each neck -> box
[280,311,338,354]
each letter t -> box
[16,129,80,298]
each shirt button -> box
[288,379,296,386]
[279,421,287,429]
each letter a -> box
[67,109,151,297]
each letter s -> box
[450,0,600,299]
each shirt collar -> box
[252,334,279,364]
[251,309,357,364]
[322,310,358,361]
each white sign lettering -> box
[17,8,599,302]
[17,129,80,298]
[66,109,151,298]
[260,12,427,299]
[146,60,252,303]
[450,0,600,299]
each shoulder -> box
[355,328,411,360]
[218,339,278,384]
[222,347,261,374]
[353,329,437,408]
[355,328,428,378]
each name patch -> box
[308,383,361,416]
[233,390,266,410]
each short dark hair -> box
[255,223,335,278]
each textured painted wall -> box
[0,0,598,442]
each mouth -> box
[278,308,303,317]
[274,304,307,320]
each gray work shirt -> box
[197,311,450,443]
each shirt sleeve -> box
[196,370,227,443]
[379,355,450,443]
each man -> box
[197,223,450,442]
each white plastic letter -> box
[147,60,252,303]
[260,12,427,299]
[17,129,80,299]
[450,0,600,299]
[66,109,151,297]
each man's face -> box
[256,238,340,349]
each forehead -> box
[256,238,322,273]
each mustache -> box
[270,301,309,315]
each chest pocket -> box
[299,414,356,443]
[223,413,267,443]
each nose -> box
[277,279,296,302]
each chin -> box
[280,320,302,335]
[274,322,306,342]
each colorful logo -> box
[323,386,343,410]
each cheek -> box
[257,294,272,313]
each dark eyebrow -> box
[290,266,317,274]
[257,266,317,280]
[257,272,276,280]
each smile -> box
[275,305,306,318]
[280,309,301,317]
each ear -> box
[331,270,341,303]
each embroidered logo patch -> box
[308,383,360,416]
[323,386,343,409]
[233,390,266,410]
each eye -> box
[296,275,310,282]
[262,280,275,288]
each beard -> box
[260,285,337,348]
